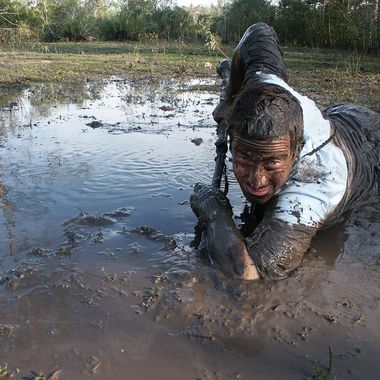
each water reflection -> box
[0,78,222,260]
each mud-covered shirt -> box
[259,72,348,227]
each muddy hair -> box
[228,83,304,159]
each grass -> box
[0,41,219,84]
[0,40,379,110]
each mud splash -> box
[0,79,379,379]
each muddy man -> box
[190,23,380,280]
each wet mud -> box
[0,79,379,379]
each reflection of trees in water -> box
[0,81,105,121]
[0,92,21,256]
[121,79,176,107]
[27,79,177,114]
[26,81,104,115]
[0,171,15,257]
[0,87,26,139]
[0,78,213,129]
[0,86,25,108]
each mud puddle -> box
[0,78,379,379]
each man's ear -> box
[292,136,305,162]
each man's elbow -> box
[247,220,317,280]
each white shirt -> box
[258,73,348,227]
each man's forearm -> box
[190,183,259,280]
[206,212,259,280]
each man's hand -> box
[190,182,232,223]
[190,183,259,280]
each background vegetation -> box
[0,0,378,51]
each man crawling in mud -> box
[190,23,379,280]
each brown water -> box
[0,79,379,379]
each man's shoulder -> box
[269,144,348,227]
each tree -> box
[151,6,195,41]
[210,0,275,43]
[0,0,41,43]
[275,0,316,46]
[44,0,100,41]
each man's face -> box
[231,135,294,204]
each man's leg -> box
[213,23,288,123]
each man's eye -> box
[265,159,281,169]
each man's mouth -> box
[245,184,272,197]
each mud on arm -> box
[246,217,317,280]
[190,183,259,280]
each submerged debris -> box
[64,208,134,228]
[142,287,160,311]
[191,137,203,146]
[86,120,103,128]
[159,105,175,111]
[152,273,168,284]
[104,207,135,218]
[63,226,92,246]
[64,211,116,227]
[0,323,18,337]
[92,230,104,244]
[0,264,36,290]
[60,208,135,250]
[55,245,74,256]
[47,370,62,380]
[133,226,177,250]
[0,364,20,378]
[28,248,53,257]
[85,356,102,375]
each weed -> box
[205,31,229,59]
[100,266,117,281]
[0,364,8,377]
[346,50,364,74]
[20,370,45,380]
[313,345,336,380]
[175,60,188,74]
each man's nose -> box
[248,166,268,188]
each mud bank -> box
[0,79,379,379]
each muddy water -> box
[0,79,379,379]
